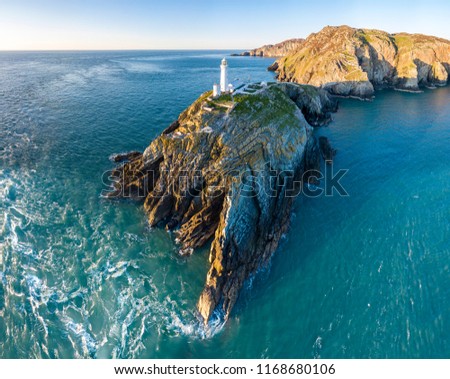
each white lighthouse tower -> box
[220,58,228,93]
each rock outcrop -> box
[274,26,450,98]
[110,151,142,163]
[232,38,305,57]
[107,83,337,324]
[318,136,336,163]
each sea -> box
[0,50,449,358]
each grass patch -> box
[233,86,301,132]
[215,93,232,102]
[247,83,262,90]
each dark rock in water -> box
[302,137,322,184]
[106,153,162,200]
[267,61,279,72]
[319,136,337,163]
[165,218,179,230]
[107,83,338,324]
[111,151,142,163]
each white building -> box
[220,58,228,93]
[212,58,234,96]
[212,83,220,97]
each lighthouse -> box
[220,58,228,93]
[212,58,233,97]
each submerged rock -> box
[107,83,337,324]
[318,136,337,163]
[273,25,450,98]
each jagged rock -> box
[110,151,142,163]
[428,61,448,86]
[107,83,337,324]
[302,137,322,184]
[162,120,180,135]
[267,61,279,71]
[276,83,338,126]
[318,136,337,163]
[232,38,305,57]
[273,26,450,98]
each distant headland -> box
[231,38,305,58]
[235,25,450,99]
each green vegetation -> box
[232,85,300,132]
[394,34,417,79]
[205,100,228,112]
[204,93,234,113]
[215,93,232,102]
[298,84,319,96]
[357,28,394,45]
[247,83,263,90]
[233,92,270,114]
[394,34,414,50]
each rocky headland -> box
[271,26,450,98]
[107,83,337,324]
[107,26,450,326]
[232,38,305,57]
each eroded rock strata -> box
[273,26,450,98]
[107,83,337,323]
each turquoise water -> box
[0,51,449,358]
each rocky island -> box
[270,26,450,98]
[107,83,337,324]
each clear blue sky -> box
[1,0,449,50]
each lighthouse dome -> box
[221,58,228,65]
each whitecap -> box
[312,336,323,358]
[65,320,98,358]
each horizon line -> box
[0,48,253,52]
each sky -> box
[1,0,450,50]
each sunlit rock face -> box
[274,25,450,98]
[107,83,337,323]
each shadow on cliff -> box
[414,59,449,87]
[228,154,346,321]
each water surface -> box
[0,51,449,358]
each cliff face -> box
[107,83,337,324]
[275,26,450,98]
[234,38,305,57]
